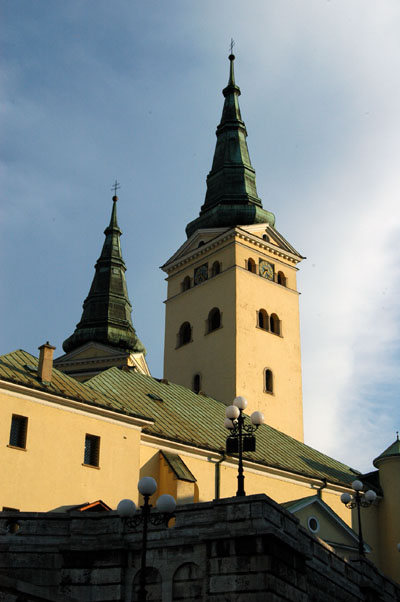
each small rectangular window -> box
[84,434,100,467]
[9,415,28,449]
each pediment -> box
[55,341,129,363]
[161,227,231,270]
[238,224,303,258]
[283,495,369,551]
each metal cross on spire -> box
[230,38,235,55]
[111,180,121,197]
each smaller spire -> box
[62,187,145,355]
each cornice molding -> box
[162,227,302,275]
[0,379,154,428]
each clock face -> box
[259,260,274,280]
[194,264,208,285]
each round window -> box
[308,516,320,533]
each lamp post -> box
[224,396,264,497]
[117,477,176,602]
[340,479,376,557]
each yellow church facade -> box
[1,51,400,586]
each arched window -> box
[263,234,270,242]
[211,261,221,277]
[178,322,192,346]
[258,309,269,330]
[208,307,221,332]
[173,563,202,601]
[247,258,256,273]
[181,276,191,292]
[277,271,286,286]
[270,313,280,335]
[193,374,201,394]
[264,369,273,394]
[198,241,205,248]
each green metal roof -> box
[1,350,362,488]
[86,367,361,487]
[0,349,151,422]
[373,435,400,467]
[161,450,197,483]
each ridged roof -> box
[0,349,150,421]
[0,350,362,487]
[86,367,361,487]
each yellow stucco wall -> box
[1,389,142,511]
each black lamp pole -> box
[138,494,150,602]
[119,480,176,602]
[341,480,376,558]
[225,398,263,497]
[355,490,365,558]
[237,409,245,497]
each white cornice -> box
[0,379,154,429]
[162,226,302,275]
[141,433,351,492]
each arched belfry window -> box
[270,313,281,335]
[258,309,269,331]
[207,307,221,333]
[211,261,221,277]
[193,374,201,394]
[181,276,191,292]
[277,271,286,286]
[264,369,273,394]
[178,322,192,346]
[247,258,256,273]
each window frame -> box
[177,321,192,347]
[193,373,201,394]
[270,313,281,336]
[83,434,100,468]
[264,369,274,395]
[247,258,256,273]
[257,309,269,331]
[211,261,221,277]
[207,307,222,333]
[8,415,28,450]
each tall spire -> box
[62,192,145,355]
[186,53,275,238]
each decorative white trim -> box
[0,380,154,429]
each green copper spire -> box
[186,53,275,238]
[63,193,145,355]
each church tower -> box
[162,54,304,441]
[55,191,149,381]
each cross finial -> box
[111,180,121,198]
[230,38,235,55]
[397,431,399,441]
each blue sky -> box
[1,1,400,472]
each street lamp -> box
[117,477,176,602]
[340,479,376,557]
[224,396,264,497]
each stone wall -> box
[0,494,399,601]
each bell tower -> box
[162,54,304,441]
